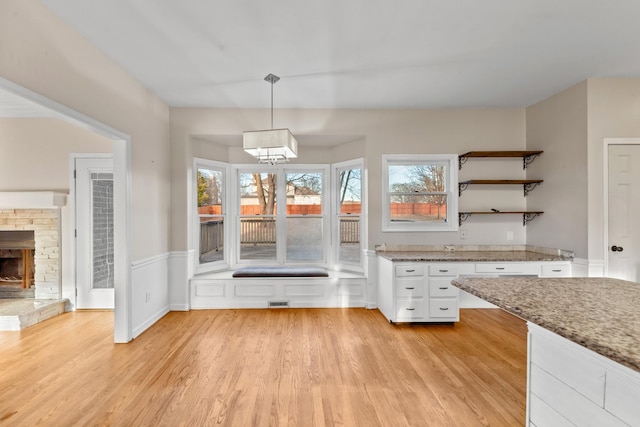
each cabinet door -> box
[395,300,425,320]
[396,278,425,298]
[429,277,458,297]
[428,298,458,319]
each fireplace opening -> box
[0,231,35,289]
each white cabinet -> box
[527,323,640,426]
[377,258,459,323]
[378,258,572,314]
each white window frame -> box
[233,164,330,267]
[193,158,230,273]
[382,154,458,232]
[332,158,366,272]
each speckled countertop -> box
[377,250,571,262]
[452,277,640,373]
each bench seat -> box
[232,266,329,278]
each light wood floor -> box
[0,308,527,426]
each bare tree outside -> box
[408,164,446,219]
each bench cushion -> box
[232,266,329,278]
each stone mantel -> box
[0,192,67,209]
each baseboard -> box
[132,304,170,338]
[170,303,190,311]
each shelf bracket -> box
[458,212,471,226]
[458,155,469,170]
[458,182,469,196]
[523,153,542,169]
[523,212,542,226]
[523,182,541,197]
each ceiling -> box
[27,1,640,110]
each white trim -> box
[0,77,133,343]
[132,305,170,338]
[570,258,590,277]
[193,158,230,274]
[0,191,67,208]
[332,158,366,273]
[603,138,640,278]
[131,252,170,268]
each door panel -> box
[608,145,640,281]
[76,157,114,309]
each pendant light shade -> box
[243,74,298,164]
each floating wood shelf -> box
[458,179,544,196]
[459,150,543,170]
[458,211,543,226]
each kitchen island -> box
[452,277,640,426]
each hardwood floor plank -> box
[0,308,526,426]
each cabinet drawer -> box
[396,278,424,298]
[541,264,571,277]
[475,263,524,273]
[395,265,424,277]
[428,264,458,276]
[428,278,458,297]
[428,298,458,318]
[395,301,425,320]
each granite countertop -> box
[452,277,640,373]
[377,250,571,262]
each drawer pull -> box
[406,308,416,311]
[438,269,449,273]
[552,269,562,272]
[495,267,505,270]
[405,287,415,290]
[406,269,415,272]
[439,307,449,311]
[438,287,449,290]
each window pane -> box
[286,172,323,214]
[197,167,224,265]
[389,164,446,193]
[197,168,223,211]
[390,194,448,223]
[286,217,323,261]
[338,168,361,214]
[199,216,224,263]
[240,217,276,260]
[240,172,277,215]
[339,215,361,264]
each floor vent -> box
[268,300,290,308]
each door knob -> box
[611,245,624,252]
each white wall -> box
[0,0,171,339]
[0,118,112,191]
[587,78,640,263]
[170,107,527,258]
[526,81,588,258]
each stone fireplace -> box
[0,192,66,300]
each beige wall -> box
[587,78,640,262]
[171,107,526,252]
[526,81,589,258]
[0,0,171,261]
[0,118,112,192]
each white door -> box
[607,144,640,281]
[75,157,115,309]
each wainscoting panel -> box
[131,253,170,338]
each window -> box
[334,160,364,268]
[383,154,458,232]
[238,171,277,261]
[286,171,324,261]
[195,159,228,271]
[236,166,329,265]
